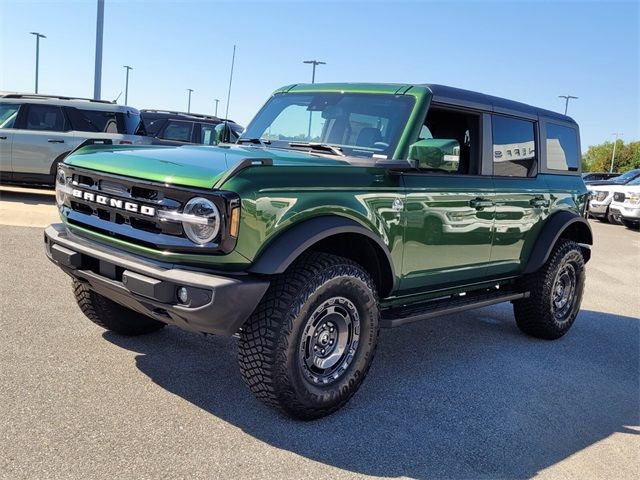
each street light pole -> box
[29,32,46,93]
[123,65,133,105]
[303,60,326,139]
[303,59,326,84]
[214,99,220,117]
[93,0,105,100]
[558,94,578,115]
[610,132,623,173]
[187,89,194,113]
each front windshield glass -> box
[626,177,640,186]
[614,170,639,183]
[241,92,415,159]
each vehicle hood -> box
[585,179,625,187]
[587,183,620,192]
[64,144,349,189]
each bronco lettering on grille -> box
[72,189,156,217]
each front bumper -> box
[588,201,609,217]
[44,224,269,336]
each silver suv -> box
[0,93,149,185]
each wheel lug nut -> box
[321,349,325,354]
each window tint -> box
[546,123,579,171]
[199,123,217,145]
[66,108,144,135]
[0,103,20,129]
[161,121,193,142]
[492,115,536,177]
[26,105,66,132]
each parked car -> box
[587,184,621,223]
[609,178,640,229]
[584,168,640,186]
[582,172,619,182]
[47,82,591,419]
[141,110,243,146]
[0,93,149,186]
[587,169,640,222]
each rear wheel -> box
[238,252,379,420]
[513,239,585,339]
[73,281,166,336]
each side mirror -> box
[214,123,233,144]
[408,138,460,171]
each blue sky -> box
[1,0,638,150]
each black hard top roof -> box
[421,84,576,124]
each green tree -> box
[582,140,640,173]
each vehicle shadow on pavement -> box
[0,188,56,206]
[104,305,639,479]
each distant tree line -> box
[582,140,640,173]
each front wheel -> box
[238,252,379,420]
[73,281,166,336]
[513,239,585,339]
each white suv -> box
[0,93,150,185]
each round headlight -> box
[55,168,67,206]
[182,197,220,245]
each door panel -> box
[11,129,74,175]
[400,175,495,292]
[487,177,549,276]
[0,130,13,176]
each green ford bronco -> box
[45,83,592,419]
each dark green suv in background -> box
[45,83,592,419]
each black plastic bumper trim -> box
[44,224,269,336]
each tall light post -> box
[303,59,326,84]
[303,60,325,139]
[610,132,623,173]
[93,0,105,100]
[29,32,46,93]
[558,94,578,115]
[123,65,133,105]
[214,99,220,117]
[187,89,194,113]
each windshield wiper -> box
[237,137,271,146]
[289,142,345,156]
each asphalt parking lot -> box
[0,186,638,480]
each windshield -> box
[241,92,415,159]
[626,177,640,186]
[612,169,640,183]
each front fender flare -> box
[248,215,396,287]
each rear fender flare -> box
[523,211,593,274]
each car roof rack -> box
[140,109,222,121]
[0,92,115,104]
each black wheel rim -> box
[552,262,577,322]
[299,296,360,385]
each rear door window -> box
[492,115,536,177]
[161,121,193,142]
[25,105,67,132]
[546,123,579,171]
[0,103,20,129]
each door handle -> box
[530,197,550,208]
[0,136,7,140]
[48,139,65,143]
[469,198,494,209]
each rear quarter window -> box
[546,123,579,172]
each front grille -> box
[613,192,626,202]
[59,165,239,254]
